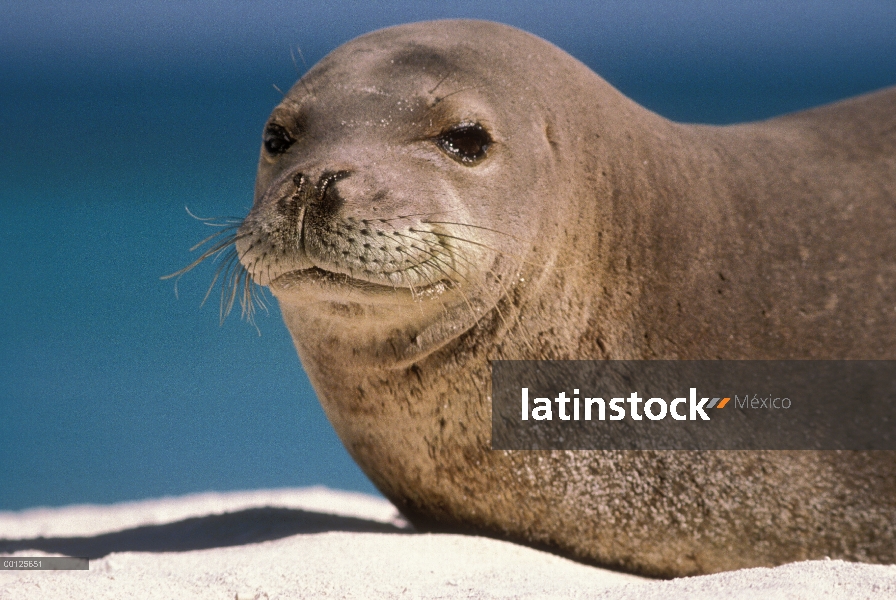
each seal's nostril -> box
[292,172,306,189]
[316,170,351,195]
[315,170,350,214]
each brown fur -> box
[236,21,896,576]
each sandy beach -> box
[2,488,895,599]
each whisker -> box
[388,235,479,320]
[420,221,522,242]
[388,231,465,284]
[392,230,533,353]
[162,230,251,280]
[427,72,452,95]
[428,85,485,109]
[411,229,521,259]
[162,214,264,326]
[184,206,242,227]
[364,209,465,223]
[188,226,240,252]
[416,226,597,271]
[222,254,243,322]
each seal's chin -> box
[270,262,478,364]
[269,266,454,305]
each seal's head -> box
[235,20,607,368]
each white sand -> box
[2,488,894,599]
[0,487,407,539]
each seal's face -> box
[236,30,563,365]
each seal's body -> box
[233,21,896,576]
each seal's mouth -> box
[270,266,453,299]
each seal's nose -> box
[276,170,351,218]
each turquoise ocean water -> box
[2,1,895,509]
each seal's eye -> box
[436,123,492,164]
[263,123,295,155]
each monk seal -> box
[178,20,896,576]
